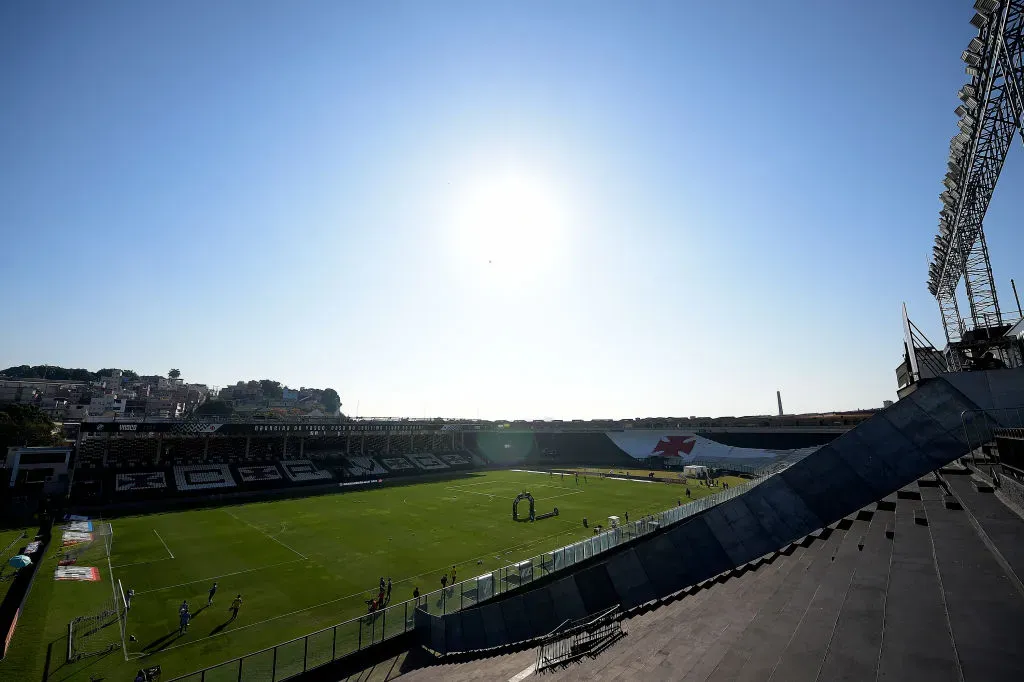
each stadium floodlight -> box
[970,12,989,29]
[966,65,983,77]
[958,118,976,134]
[941,193,957,208]
[967,37,986,54]
[955,131,971,145]
[962,50,982,67]
[959,84,977,100]
[955,104,968,118]
[974,0,1000,14]
[943,177,958,191]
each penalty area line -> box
[222,508,308,560]
[153,529,175,559]
[135,558,307,595]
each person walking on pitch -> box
[208,581,218,606]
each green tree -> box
[322,388,341,414]
[0,405,62,452]
[168,369,181,380]
[258,380,283,400]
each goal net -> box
[64,521,123,662]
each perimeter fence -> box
[168,461,797,681]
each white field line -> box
[134,559,306,595]
[509,663,537,682]
[153,529,175,559]
[136,524,589,656]
[222,508,308,560]
[111,556,174,569]
[445,483,584,502]
[104,532,130,662]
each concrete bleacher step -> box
[675,539,834,682]
[875,499,959,682]
[662,550,805,681]
[876,494,898,512]
[943,474,1024,601]
[897,483,922,500]
[969,474,995,493]
[707,521,850,682]
[815,507,895,682]
[924,499,1024,681]
[547,544,801,681]
[764,515,878,682]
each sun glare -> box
[452,170,569,285]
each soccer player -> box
[179,600,188,616]
[230,594,242,621]
[450,565,457,584]
[208,582,218,606]
[178,608,190,636]
[126,588,135,611]
[386,578,392,603]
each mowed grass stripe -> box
[4,470,742,682]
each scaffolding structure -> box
[928,1,1024,370]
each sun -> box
[451,170,569,284]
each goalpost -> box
[65,521,126,662]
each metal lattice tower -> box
[928,0,1024,360]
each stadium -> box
[3,380,1024,682]
[4,1,1024,682]
[1,417,836,679]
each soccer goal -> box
[63,522,125,662]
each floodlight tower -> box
[927,0,1024,371]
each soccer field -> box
[2,469,740,681]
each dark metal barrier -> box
[536,605,622,672]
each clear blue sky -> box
[2,1,1021,419]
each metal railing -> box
[961,407,1024,465]
[167,468,782,681]
[536,605,622,672]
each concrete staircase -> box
[386,471,1024,682]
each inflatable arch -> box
[512,492,536,521]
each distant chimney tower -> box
[777,390,783,416]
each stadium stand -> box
[303,436,349,460]
[409,453,449,471]
[439,452,472,467]
[344,456,387,477]
[75,439,105,469]
[281,460,333,482]
[379,456,417,472]
[173,464,236,491]
[236,464,283,483]
[114,471,167,492]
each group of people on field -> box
[174,583,244,634]
[367,576,394,612]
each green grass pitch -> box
[1,469,743,681]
